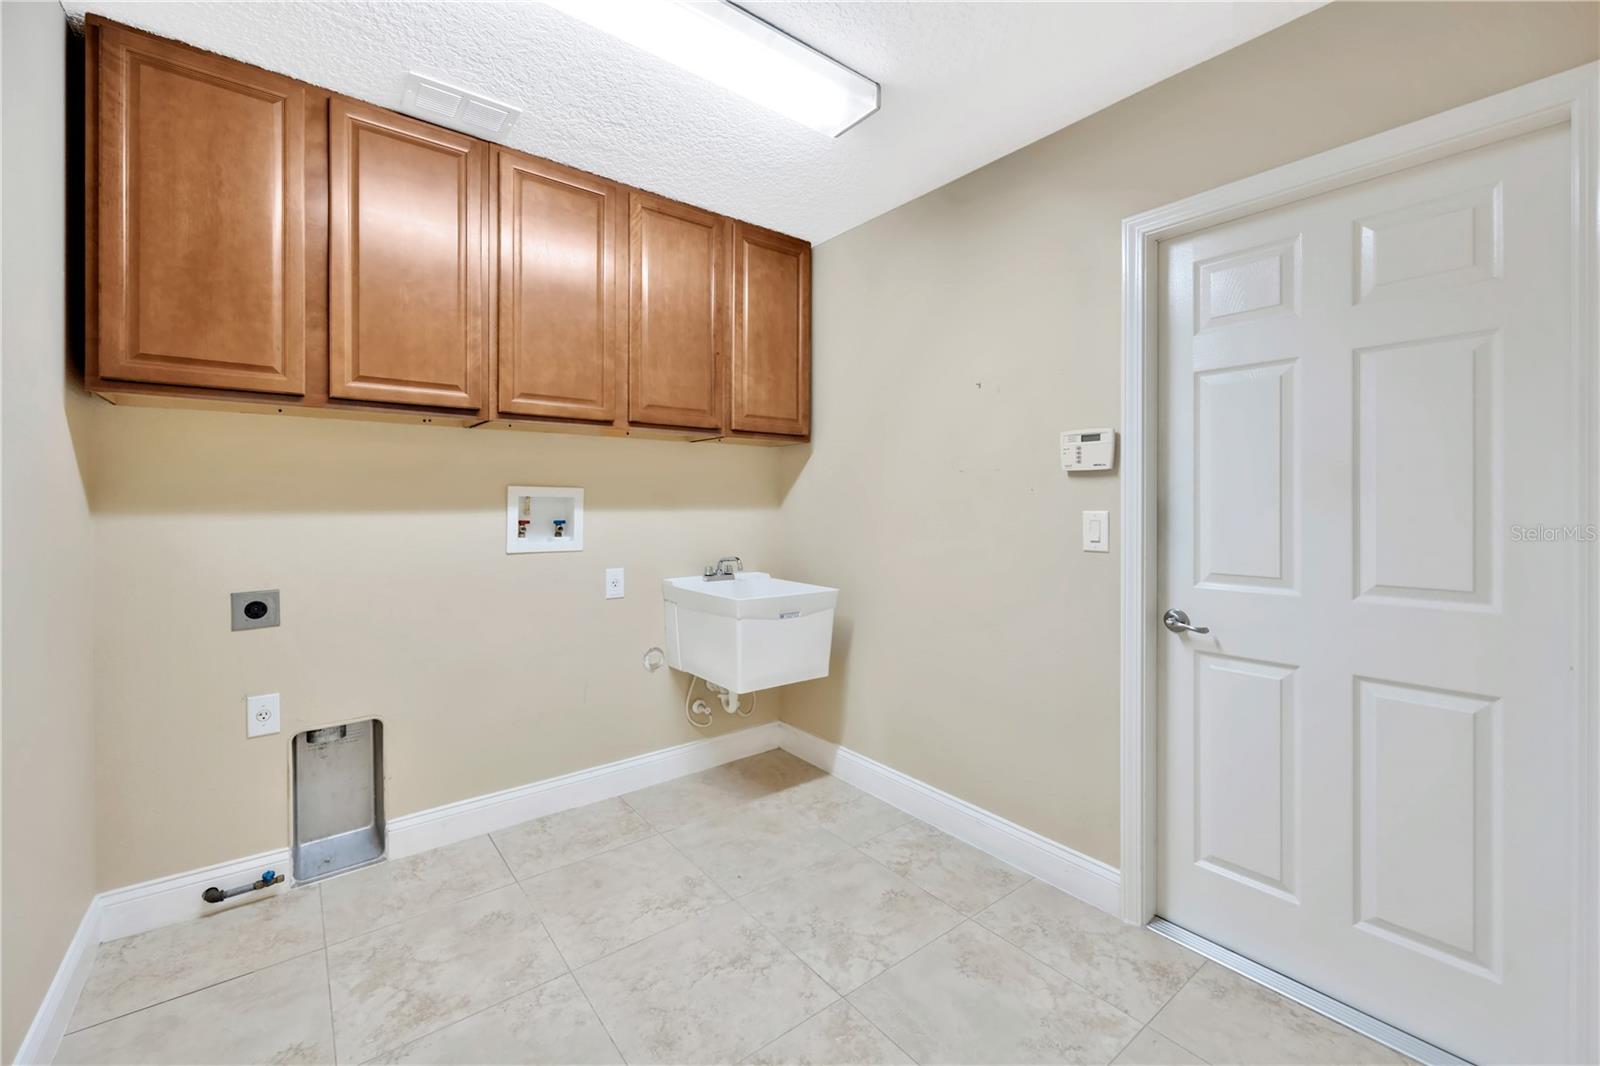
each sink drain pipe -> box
[684,675,756,728]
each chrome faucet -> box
[704,556,744,581]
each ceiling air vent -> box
[399,72,521,138]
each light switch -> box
[1083,510,1109,553]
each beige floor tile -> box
[665,797,851,896]
[327,884,566,1063]
[1150,963,1408,1065]
[768,775,912,845]
[1111,1027,1207,1065]
[70,887,325,1032]
[372,974,621,1065]
[858,822,1030,915]
[576,900,837,1064]
[521,835,728,967]
[976,879,1203,1021]
[490,797,654,881]
[742,848,961,993]
[56,951,333,1065]
[320,836,513,944]
[849,922,1142,1065]
[745,1001,912,1066]
[623,750,825,830]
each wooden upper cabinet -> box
[628,193,726,430]
[329,98,487,411]
[496,151,620,423]
[95,23,306,395]
[731,223,810,437]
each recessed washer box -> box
[506,486,583,553]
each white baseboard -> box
[777,723,1122,915]
[20,720,785,1063]
[96,847,294,943]
[22,717,1117,1064]
[386,720,784,859]
[92,720,786,944]
[12,898,100,1066]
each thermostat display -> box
[1061,428,1116,472]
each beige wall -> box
[1,3,100,1059]
[778,1,1600,866]
[5,5,1597,1041]
[90,414,786,889]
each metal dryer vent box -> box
[292,720,385,883]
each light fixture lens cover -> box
[545,0,879,137]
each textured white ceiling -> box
[61,1,1319,242]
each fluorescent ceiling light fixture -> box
[543,0,879,137]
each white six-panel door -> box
[1156,123,1577,1064]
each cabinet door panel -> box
[497,152,619,422]
[330,99,486,410]
[97,25,306,394]
[628,194,724,430]
[732,224,810,436]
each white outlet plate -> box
[246,693,280,738]
[605,568,625,599]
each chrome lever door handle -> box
[1163,608,1210,635]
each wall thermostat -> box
[1061,429,1116,472]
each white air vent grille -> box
[399,72,521,138]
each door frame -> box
[1118,62,1599,1061]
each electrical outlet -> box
[605,568,625,599]
[246,693,280,738]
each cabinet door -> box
[329,99,487,410]
[497,151,620,422]
[96,25,306,394]
[628,193,725,430]
[731,223,810,437]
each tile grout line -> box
[723,884,849,1061]
[734,996,843,1065]
[331,840,606,1064]
[323,873,512,948]
[1104,957,1216,1066]
[1140,961,1214,1062]
[497,802,663,885]
[353,882,579,1065]
[734,842,965,994]
[652,824,858,1062]
[519,886,630,1066]
[356,965,583,1065]
[61,938,330,1039]
[736,857,930,1066]
[967,905,1150,1039]
[317,886,342,1065]
[563,966,629,1065]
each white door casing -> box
[1120,64,1598,1066]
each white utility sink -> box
[662,572,838,694]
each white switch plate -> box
[605,568,625,599]
[246,693,280,737]
[1083,510,1110,553]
